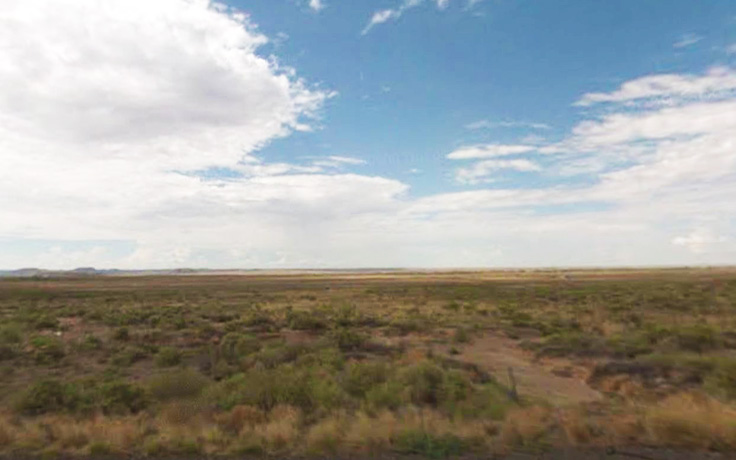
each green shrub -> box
[0,345,16,361]
[113,327,130,341]
[452,328,470,344]
[99,381,148,414]
[220,333,261,364]
[329,327,366,351]
[155,347,182,367]
[389,317,424,336]
[15,380,83,415]
[365,380,404,410]
[111,346,148,366]
[210,368,312,411]
[208,366,342,412]
[252,343,306,369]
[79,334,102,351]
[706,359,736,399]
[148,368,210,401]
[0,324,22,344]
[400,361,446,406]
[287,310,327,330]
[671,324,721,353]
[343,361,390,398]
[32,314,59,330]
[30,335,65,364]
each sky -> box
[1,0,736,269]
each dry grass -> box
[2,394,736,456]
[305,413,346,454]
[215,405,265,433]
[645,393,736,450]
[0,415,15,447]
[498,406,552,449]
[2,271,736,457]
[250,405,301,453]
[559,409,593,445]
[343,410,398,451]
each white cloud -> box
[672,229,727,254]
[362,9,402,35]
[1,3,736,269]
[465,120,551,130]
[728,43,736,55]
[310,156,367,168]
[362,0,456,35]
[575,66,736,106]
[455,159,541,184]
[447,144,536,159]
[308,0,325,11]
[673,33,703,49]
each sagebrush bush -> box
[148,368,210,401]
[329,327,366,351]
[100,381,148,415]
[155,347,182,367]
[30,335,65,364]
[343,361,390,398]
[220,332,261,364]
[15,380,79,415]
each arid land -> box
[1,268,736,458]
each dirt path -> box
[450,332,602,406]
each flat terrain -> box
[1,268,736,458]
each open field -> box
[1,268,736,458]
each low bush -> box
[30,335,65,364]
[287,310,328,330]
[99,381,148,415]
[343,361,390,398]
[15,380,81,415]
[148,368,210,401]
[208,366,343,412]
[706,359,736,400]
[220,332,261,364]
[155,347,182,367]
[111,346,148,366]
[329,327,366,352]
[113,327,130,341]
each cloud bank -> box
[0,1,734,269]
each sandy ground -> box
[451,332,601,406]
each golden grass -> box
[2,394,736,457]
[645,393,736,450]
[305,413,345,454]
[497,405,552,449]
[343,410,398,451]
[250,405,301,453]
[0,416,15,447]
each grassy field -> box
[1,268,736,458]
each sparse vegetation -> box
[0,269,735,457]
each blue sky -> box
[0,0,735,269]
[244,0,736,194]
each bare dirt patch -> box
[449,332,602,405]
